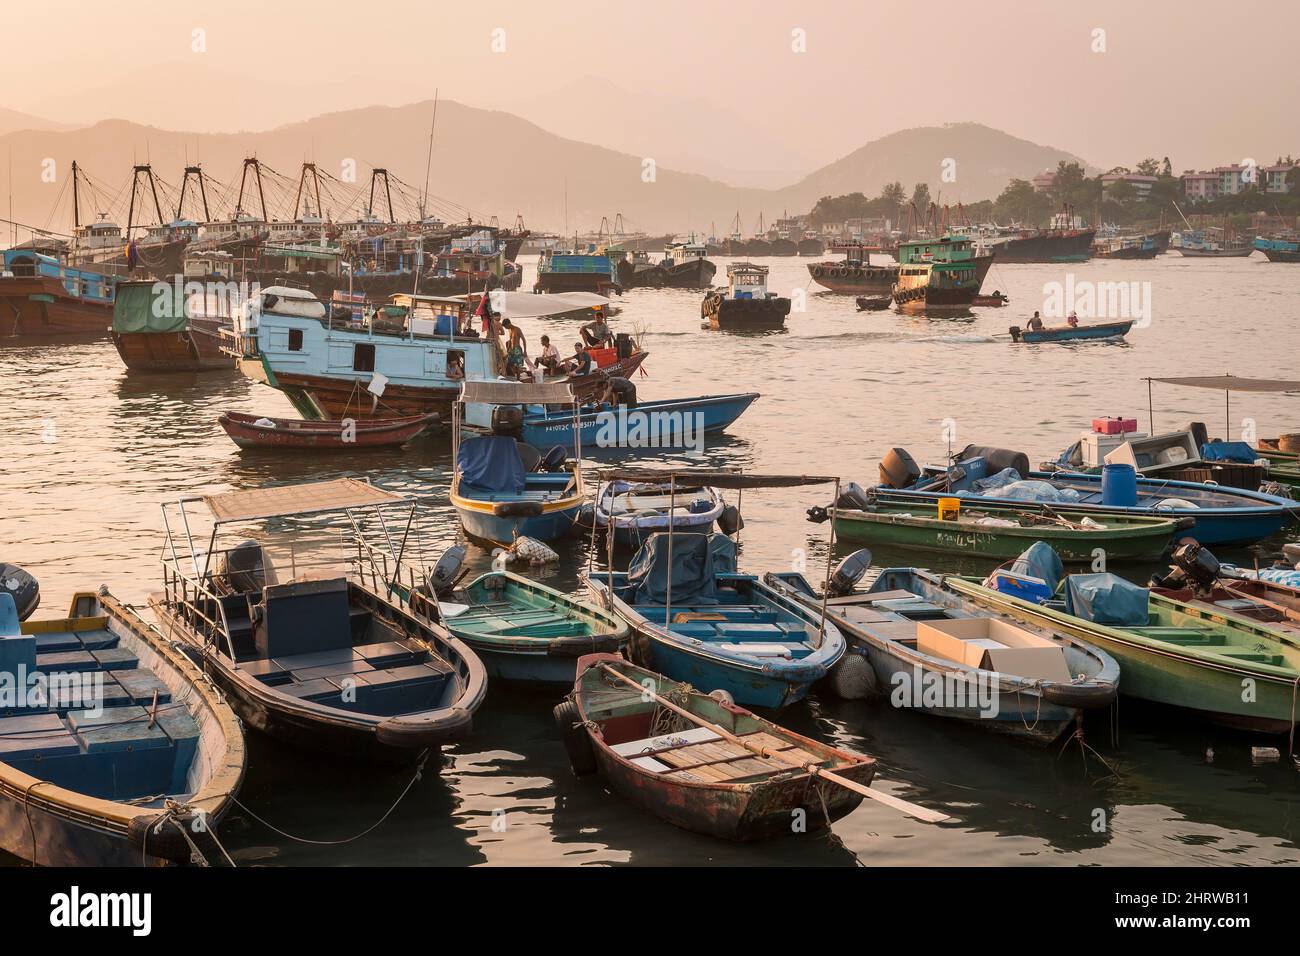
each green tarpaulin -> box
[112,282,189,334]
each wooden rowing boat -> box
[431,571,628,685]
[830,500,1187,561]
[558,653,877,840]
[0,591,245,865]
[218,411,438,450]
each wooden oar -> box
[596,663,950,824]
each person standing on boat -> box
[580,309,613,348]
[501,318,528,376]
[1027,311,1045,331]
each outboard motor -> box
[827,549,873,598]
[1008,325,1022,342]
[216,541,267,594]
[717,504,745,535]
[491,405,524,438]
[426,546,468,596]
[540,445,568,472]
[0,563,40,621]
[608,377,637,407]
[879,448,921,489]
[806,482,870,524]
[1170,540,1220,593]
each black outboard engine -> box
[540,445,568,472]
[608,377,637,407]
[806,482,870,524]
[426,546,468,596]
[879,448,921,489]
[1151,540,1220,593]
[827,549,873,598]
[0,563,40,620]
[491,405,524,438]
[216,540,267,594]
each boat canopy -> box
[113,280,188,334]
[456,436,525,494]
[596,467,838,490]
[460,290,609,318]
[459,379,575,405]
[1146,375,1300,393]
[200,478,411,523]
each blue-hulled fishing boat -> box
[866,444,1298,545]
[519,392,759,451]
[585,533,846,708]
[149,479,487,762]
[1008,319,1133,343]
[764,550,1119,744]
[451,379,585,544]
[0,590,245,866]
[1254,235,1300,263]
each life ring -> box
[811,266,823,277]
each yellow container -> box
[938,497,961,521]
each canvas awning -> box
[458,291,609,318]
[112,280,188,334]
[1146,375,1300,393]
[596,467,838,489]
[200,478,411,523]
[459,379,575,405]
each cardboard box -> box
[916,618,1072,682]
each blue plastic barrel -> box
[1101,463,1138,507]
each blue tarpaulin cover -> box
[626,533,737,606]
[1064,573,1150,627]
[1010,542,1065,592]
[457,436,525,493]
[1200,441,1257,463]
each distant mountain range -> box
[0,100,1093,239]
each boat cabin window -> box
[353,342,376,372]
[288,329,304,351]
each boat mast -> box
[71,160,81,234]
[177,165,211,221]
[420,90,438,220]
[368,169,396,223]
[235,158,269,222]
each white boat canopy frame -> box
[1144,375,1300,436]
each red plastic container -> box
[588,346,617,368]
[1092,417,1138,435]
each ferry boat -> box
[658,237,716,288]
[891,235,980,310]
[534,246,622,295]
[701,262,790,331]
[0,247,117,336]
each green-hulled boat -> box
[434,571,629,686]
[830,501,1190,561]
[1256,446,1300,487]
[948,574,1300,734]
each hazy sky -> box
[5,0,1297,179]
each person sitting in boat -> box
[580,310,613,349]
[447,353,465,380]
[565,342,592,375]
[1067,311,1079,328]
[533,334,561,373]
[1027,311,1045,331]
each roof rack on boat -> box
[457,379,576,406]
[1143,374,1300,436]
[595,467,838,489]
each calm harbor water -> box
[2,253,1298,866]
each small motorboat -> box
[583,531,846,709]
[814,496,1190,561]
[765,548,1119,744]
[950,546,1300,735]
[413,553,629,686]
[451,380,586,544]
[149,478,487,761]
[855,295,891,312]
[971,293,1009,307]
[557,653,878,840]
[0,590,245,865]
[594,480,725,547]
[1150,540,1300,635]
[1008,319,1133,343]
[217,411,438,450]
[518,393,759,451]
[0,563,39,619]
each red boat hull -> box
[0,276,113,336]
[218,411,439,449]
